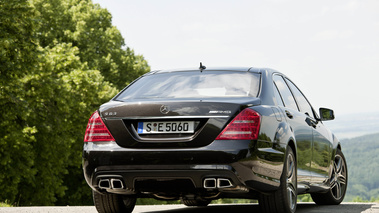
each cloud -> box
[344,0,359,12]
[310,30,354,41]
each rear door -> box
[283,78,332,184]
[273,75,313,183]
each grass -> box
[352,196,379,203]
[0,201,12,207]
[211,199,257,204]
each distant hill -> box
[341,132,379,201]
[324,112,379,139]
[323,112,379,201]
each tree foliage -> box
[31,0,149,90]
[0,0,39,204]
[0,0,149,205]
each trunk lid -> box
[99,98,260,148]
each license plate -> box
[137,121,195,134]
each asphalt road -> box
[0,203,378,213]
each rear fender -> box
[328,133,341,178]
[273,121,297,172]
[241,106,295,193]
[274,121,295,152]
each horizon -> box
[324,111,379,139]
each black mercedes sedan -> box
[83,66,347,213]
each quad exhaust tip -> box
[111,179,124,189]
[100,177,231,190]
[203,178,217,189]
[99,179,111,189]
[217,178,233,188]
[98,178,124,189]
[203,178,233,189]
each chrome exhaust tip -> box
[111,179,124,189]
[99,179,111,189]
[203,178,217,189]
[217,178,233,188]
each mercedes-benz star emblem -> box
[160,105,170,114]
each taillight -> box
[84,111,115,142]
[215,108,260,140]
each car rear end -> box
[83,68,281,201]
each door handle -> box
[311,121,317,128]
[305,117,318,128]
[285,110,293,119]
[309,119,318,128]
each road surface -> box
[0,203,378,213]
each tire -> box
[259,146,297,213]
[181,197,211,206]
[93,190,136,213]
[311,149,348,205]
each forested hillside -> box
[342,133,379,201]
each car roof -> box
[148,67,279,75]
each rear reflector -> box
[215,108,260,140]
[84,111,115,142]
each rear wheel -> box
[93,190,136,213]
[259,146,297,213]
[311,149,348,205]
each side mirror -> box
[319,108,335,121]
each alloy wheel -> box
[330,154,347,200]
[286,153,297,211]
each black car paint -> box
[83,67,341,199]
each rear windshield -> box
[115,71,261,101]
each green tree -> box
[0,0,39,204]
[16,43,118,205]
[0,0,149,205]
[31,0,149,89]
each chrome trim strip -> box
[257,148,284,155]
[104,115,230,120]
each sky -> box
[93,0,379,116]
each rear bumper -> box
[82,140,284,196]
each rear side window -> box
[273,75,298,111]
[116,71,261,100]
[273,83,285,107]
[285,78,314,118]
